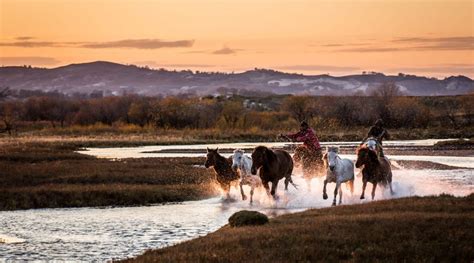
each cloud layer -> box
[0,38,195,49]
[319,36,474,52]
[0,56,60,65]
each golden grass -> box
[0,141,218,210]
[125,195,474,262]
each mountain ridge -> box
[1,61,473,96]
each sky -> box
[0,0,473,78]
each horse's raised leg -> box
[239,181,247,201]
[332,182,339,206]
[360,180,367,199]
[371,182,377,200]
[322,179,328,200]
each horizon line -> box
[1,60,472,80]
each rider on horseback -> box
[360,119,390,157]
[281,121,322,156]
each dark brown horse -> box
[204,147,239,198]
[293,145,325,190]
[251,146,296,198]
[355,147,394,200]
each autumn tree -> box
[282,96,314,122]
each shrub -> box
[228,210,269,227]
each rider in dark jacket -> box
[360,119,390,156]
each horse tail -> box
[346,179,354,193]
[289,176,298,190]
[390,160,403,169]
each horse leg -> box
[323,179,328,200]
[250,185,255,205]
[338,183,343,205]
[284,177,289,190]
[271,180,279,198]
[224,184,231,199]
[239,181,247,201]
[332,182,339,206]
[360,180,367,199]
[263,181,270,196]
[371,182,377,200]
[389,182,394,195]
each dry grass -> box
[0,141,218,210]
[125,195,474,262]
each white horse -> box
[231,149,261,204]
[322,147,354,206]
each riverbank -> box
[124,194,474,262]
[0,141,217,210]
[2,125,473,148]
[1,136,472,210]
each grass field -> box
[0,141,217,210]
[124,194,474,262]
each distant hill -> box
[1,61,473,96]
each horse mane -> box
[356,144,368,155]
[264,147,277,163]
[254,146,276,163]
[358,147,379,164]
[322,152,328,167]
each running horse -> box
[322,147,354,206]
[293,145,325,190]
[204,147,240,199]
[231,149,261,204]
[355,146,394,200]
[251,146,297,198]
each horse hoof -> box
[360,196,365,200]
[242,195,247,200]
[323,193,328,200]
[331,203,336,206]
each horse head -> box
[355,147,378,168]
[204,147,219,168]
[231,149,244,172]
[251,146,273,175]
[325,146,339,171]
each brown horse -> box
[251,146,296,198]
[293,145,325,190]
[204,147,239,199]
[355,147,394,200]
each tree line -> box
[0,85,472,135]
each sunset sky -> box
[1,0,473,77]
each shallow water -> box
[76,139,457,159]
[1,140,473,261]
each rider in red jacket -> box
[282,121,321,153]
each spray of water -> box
[222,166,473,211]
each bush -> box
[228,210,269,227]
